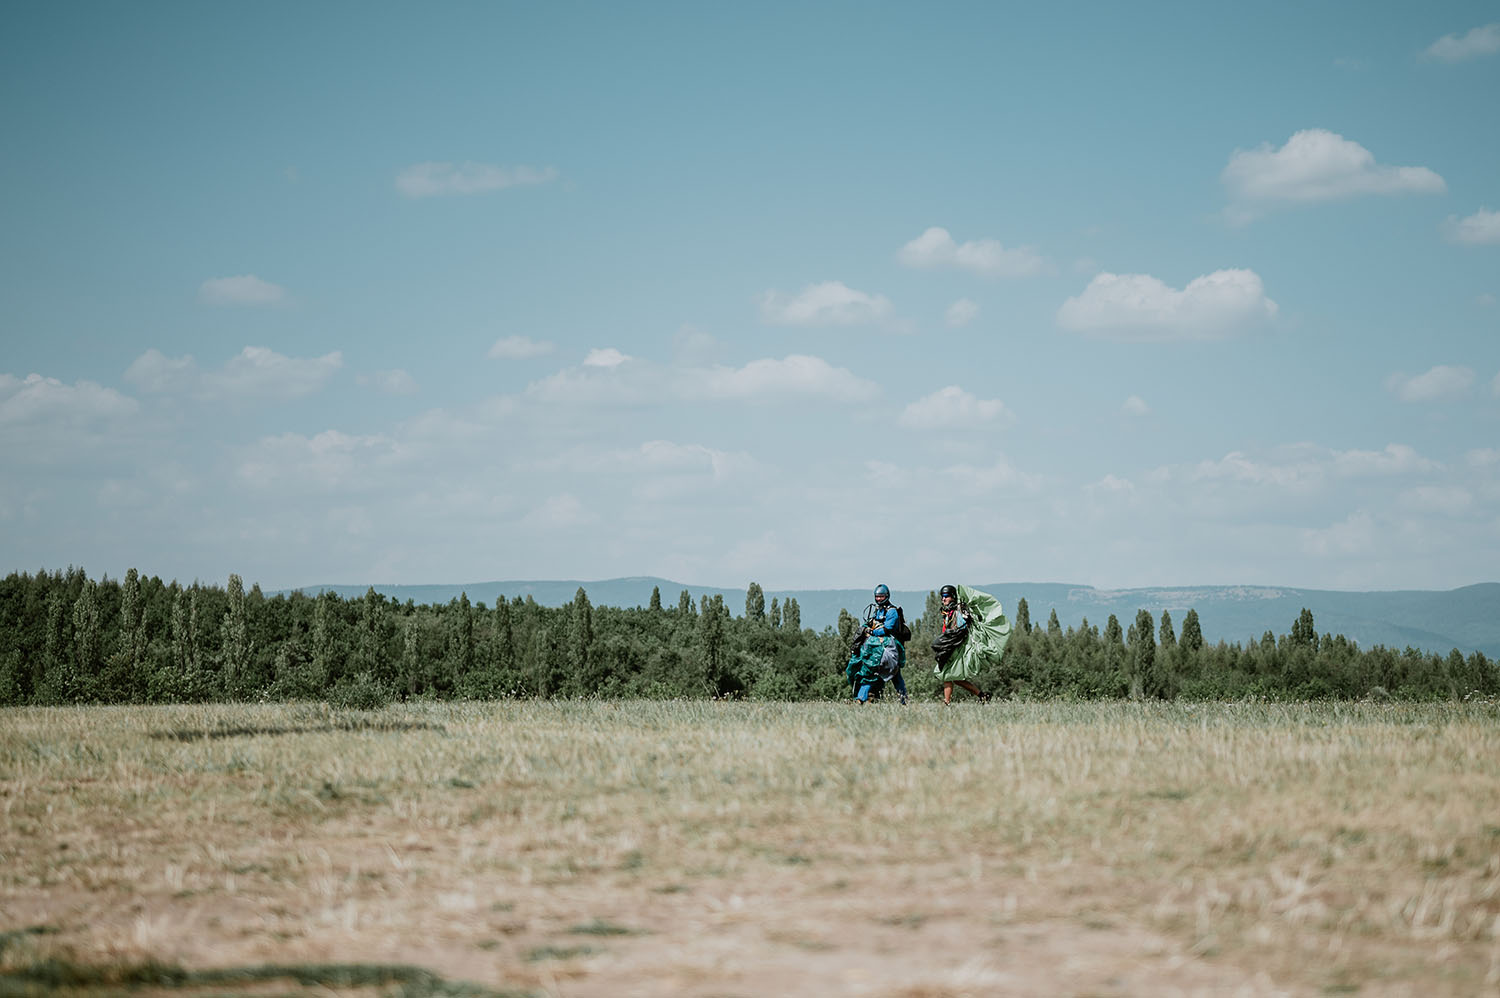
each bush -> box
[328,671,392,711]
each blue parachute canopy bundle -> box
[933,584,1012,681]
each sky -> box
[2,2,1498,595]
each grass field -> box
[2,699,1499,996]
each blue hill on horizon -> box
[283,578,1500,659]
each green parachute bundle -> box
[933,584,1012,682]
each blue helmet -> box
[873,583,890,602]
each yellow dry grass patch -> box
[2,700,1498,996]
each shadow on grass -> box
[150,718,447,741]
[0,958,531,997]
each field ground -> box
[2,700,1499,997]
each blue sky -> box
[2,2,1497,594]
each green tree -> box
[40,587,70,704]
[783,597,801,633]
[769,597,781,629]
[72,579,103,701]
[1291,607,1318,652]
[1047,608,1063,639]
[1015,597,1031,635]
[220,573,250,698]
[569,587,595,691]
[1127,608,1155,700]
[745,582,766,624]
[700,594,727,692]
[649,586,662,613]
[1180,609,1203,654]
[1158,609,1176,651]
[678,589,694,616]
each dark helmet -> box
[940,585,957,601]
[873,583,890,602]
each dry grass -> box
[2,699,1499,996]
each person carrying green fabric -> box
[931,583,1011,704]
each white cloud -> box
[1122,395,1149,416]
[1221,129,1445,208]
[1086,474,1135,494]
[1423,22,1500,62]
[759,281,893,326]
[1301,511,1377,557]
[898,385,1010,429]
[356,369,418,395]
[945,298,980,327]
[198,275,286,306]
[692,355,878,402]
[1443,208,1500,245]
[1399,485,1473,516]
[1467,448,1500,469]
[124,349,197,394]
[898,227,1047,278]
[237,430,399,492]
[1057,269,1277,340]
[941,458,1042,494]
[487,336,554,360]
[1385,365,1475,402]
[206,347,343,399]
[521,493,596,530]
[395,161,559,198]
[124,347,341,400]
[1188,451,1323,490]
[583,348,630,368]
[1331,443,1437,477]
[0,372,138,424]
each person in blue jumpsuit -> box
[847,583,908,704]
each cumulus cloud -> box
[692,355,878,402]
[1423,22,1500,62]
[0,372,138,424]
[1301,511,1377,557]
[759,281,893,326]
[1385,365,1475,402]
[1332,443,1437,477]
[898,386,1010,429]
[125,347,341,399]
[941,457,1042,494]
[124,349,197,394]
[1189,450,1322,490]
[356,369,418,395]
[1443,208,1500,245]
[583,348,630,368]
[1057,269,1277,340]
[1221,129,1445,210]
[1086,474,1135,494]
[945,298,979,327]
[198,274,286,306]
[237,429,398,492]
[488,336,554,360]
[898,227,1048,278]
[1399,485,1473,516]
[1122,395,1149,416]
[395,161,559,198]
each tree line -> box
[0,568,1494,707]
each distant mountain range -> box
[285,578,1500,658]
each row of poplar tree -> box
[0,567,1494,707]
